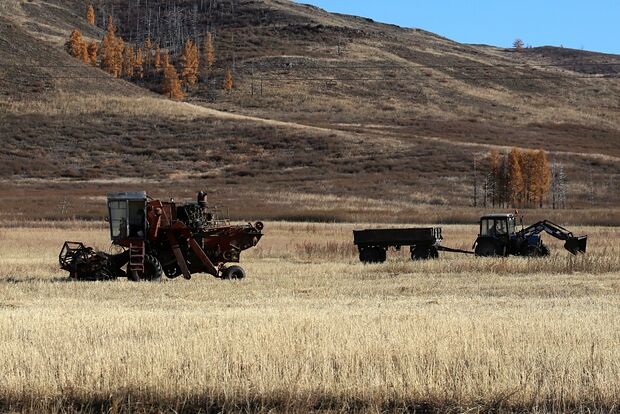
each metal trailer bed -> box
[353,227,443,263]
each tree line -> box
[65,5,234,101]
[475,148,568,209]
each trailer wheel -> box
[411,247,435,260]
[222,265,246,280]
[359,247,386,264]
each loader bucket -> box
[564,236,587,255]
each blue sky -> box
[294,1,620,55]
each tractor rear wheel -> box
[540,243,550,257]
[222,265,246,280]
[141,255,163,281]
[475,240,501,257]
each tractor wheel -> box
[141,255,163,281]
[222,265,246,280]
[475,240,501,257]
[540,243,550,257]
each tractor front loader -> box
[59,191,263,281]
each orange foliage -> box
[162,58,185,101]
[223,68,234,92]
[65,30,89,64]
[134,48,144,79]
[100,16,124,77]
[154,43,162,72]
[122,45,135,78]
[203,32,215,71]
[507,148,524,206]
[180,39,199,86]
[87,42,97,66]
[86,5,95,26]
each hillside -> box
[0,0,619,223]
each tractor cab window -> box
[507,217,516,235]
[481,218,508,237]
[109,200,128,240]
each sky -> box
[294,1,620,55]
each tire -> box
[359,247,386,264]
[141,255,163,281]
[222,265,246,280]
[540,243,550,257]
[475,239,501,257]
[411,247,431,261]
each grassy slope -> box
[0,0,619,222]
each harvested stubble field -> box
[0,222,619,413]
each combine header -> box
[60,191,263,281]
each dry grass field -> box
[1,221,619,413]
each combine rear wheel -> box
[221,265,246,280]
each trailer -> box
[353,227,455,263]
[354,213,587,264]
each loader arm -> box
[519,220,587,255]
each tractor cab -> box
[479,213,518,240]
[107,192,148,242]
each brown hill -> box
[0,0,618,223]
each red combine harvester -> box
[59,191,263,281]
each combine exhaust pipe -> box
[564,236,587,255]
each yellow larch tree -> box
[86,5,95,26]
[154,42,162,73]
[162,55,185,100]
[203,32,215,72]
[134,47,144,79]
[87,41,97,66]
[66,30,88,64]
[532,149,551,208]
[507,148,524,207]
[143,37,153,74]
[100,16,124,77]
[122,45,135,78]
[180,39,199,87]
[223,68,234,92]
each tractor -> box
[59,191,263,281]
[473,213,587,257]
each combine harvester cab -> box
[59,191,263,281]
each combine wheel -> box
[142,255,163,281]
[221,265,246,280]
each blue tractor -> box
[473,213,587,257]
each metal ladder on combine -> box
[128,241,145,276]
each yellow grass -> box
[0,222,619,413]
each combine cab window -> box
[109,200,128,239]
[128,201,146,238]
